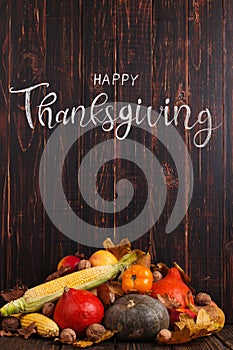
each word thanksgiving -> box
[9,82,221,148]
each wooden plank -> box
[2,0,47,289]
[223,0,233,323]
[115,0,153,251]
[0,0,9,292]
[77,0,115,250]
[152,0,188,267]
[45,0,116,255]
[216,325,233,349]
[115,341,170,350]
[0,337,60,350]
[172,335,229,350]
[44,0,83,274]
[187,0,223,308]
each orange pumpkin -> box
[151,267,194,308]
[121,264,153,294]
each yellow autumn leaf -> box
[158,306,225,345]
[73,330,116,348]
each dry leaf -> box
[97,282,124,307]
[45,266,71,282]
[173,262,195,294]
[73,330,116,348]
[103,238,131,260]
[1,281,28,302]
[97,284,116,306]
[17,322,37,339]
[0,330,16,337]
[158,307,225,345]
[134,250,151,268]
[55,330,116,348]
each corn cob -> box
[19,313,59,337]
[0,251,137,316]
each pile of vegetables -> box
[0,238,225,347]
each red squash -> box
[151,267,194,308]
[53,288,104,337]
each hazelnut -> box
[157,328,172,343]
[1,316,20,332]
[153,270,163,281]
[78,259,91,270]
[195,292,212,306]
[60,328,76,344]
[42,302,55,317]
[86,323,106,341]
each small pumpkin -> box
[104,294,169,341]
[151,267,194,308]
[121,264,153,294]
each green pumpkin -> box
[104,294,169,341]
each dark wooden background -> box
[0,0,233,324]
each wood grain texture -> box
[0,0,9,293]
[152,0,188,268]
[188,0,223,308]
[115,0,153,252]
[0,328,232,350]
[223,0,233,323]
[0,0,232,324]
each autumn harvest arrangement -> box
[0,239,225,347]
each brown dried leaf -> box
[45,266,71,282]
[108,281,124,298]
[97,281,124,307]
[0,330,16,337]
[1,281,28,302]
[97,284,115,306]
[17,322,37,339]
[73,330,116,348]
[155,262,169,276]
[103,238,131,260]
[134,250,151,268]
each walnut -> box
[78,259,91,270]
[157,328,172,343]
[1,316,20,332]
[86,323,106,341]
[153,270,163,281]
[195,292,212,306]
[42,302,55,317]
[60,328,76,344]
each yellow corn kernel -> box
[0,251,137,316]
[24,264,114,301]
[20,313,59,338]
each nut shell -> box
[60,328,76,344]
[86,323,106,341]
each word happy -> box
[93,73,139,86]
[9,82,221,148]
